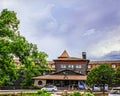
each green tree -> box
[20,51,49,88]
[0,9,19,86]
[0,9,49,88]
[86,64,114,93]
[114,67,120,86]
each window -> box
[88,65,91,69]
[61,65,66,68]
[52,65,55,68]
[112,64,116,68]
[68,65,74,69]
[76,65,82,68]
[38,81,42,85]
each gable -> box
[58,50,69,58]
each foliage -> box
[0,9,19,86]
[73,91,82,96]
[37,90,52,96]
[69,91,94,96]
[113,67,120,85]
[0,9,49,88]
[19,49,49,87]
[86,64,114,92]
[69,90,82,96]
[83,92,94,96]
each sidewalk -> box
[0,89,38,94]
[51,93,61,96]
[0,89,85,95]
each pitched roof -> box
[47,61,55,65]
[58,50,69,58]
[57,57,85,60]
[33,75,86,80]
[89,60,120,64]
[55,50,86,61]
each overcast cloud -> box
[0,0,120,60]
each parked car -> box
[108,87,120,96]
[41,85,57,91]
[93,84,101,91]
[92,84,108,91]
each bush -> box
[73,91,82,96]
[37,90,52,96]
[83,92,95,96]
[69,90,82,96]
[37,89,47,94]
[69,91,94,96]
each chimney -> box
[82,52,86,59]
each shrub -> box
[69,91,95,96]
[83,92,95,96]
[37,90,52,96]
[37,89,47,94]
[73,91,82,96]
[69,90,82,96]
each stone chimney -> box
[82,52,86,59]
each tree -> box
[86,64,114,93]
[0,9,19,86]
[20,51,49,88]
[114,67,120,86]
[0,9,49,88]
[12,35,49,88]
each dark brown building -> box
[33,50,89,89]
[33,50,120,89]
[53,50,89,75]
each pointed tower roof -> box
[58,50,69,58]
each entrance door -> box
[64,80,69,86]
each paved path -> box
[51,93,61,96]
[0,90,85,95]
[0,90,38,94]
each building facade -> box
[33,50,89,89]
[33,50,120,89]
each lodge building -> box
[33,50,120,90]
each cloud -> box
[83,29,96,36]
[102,51,120,60]
[0,0,120,60]
[32,35,67,60]
[88,25,120,59]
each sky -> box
[0,0,120,60]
